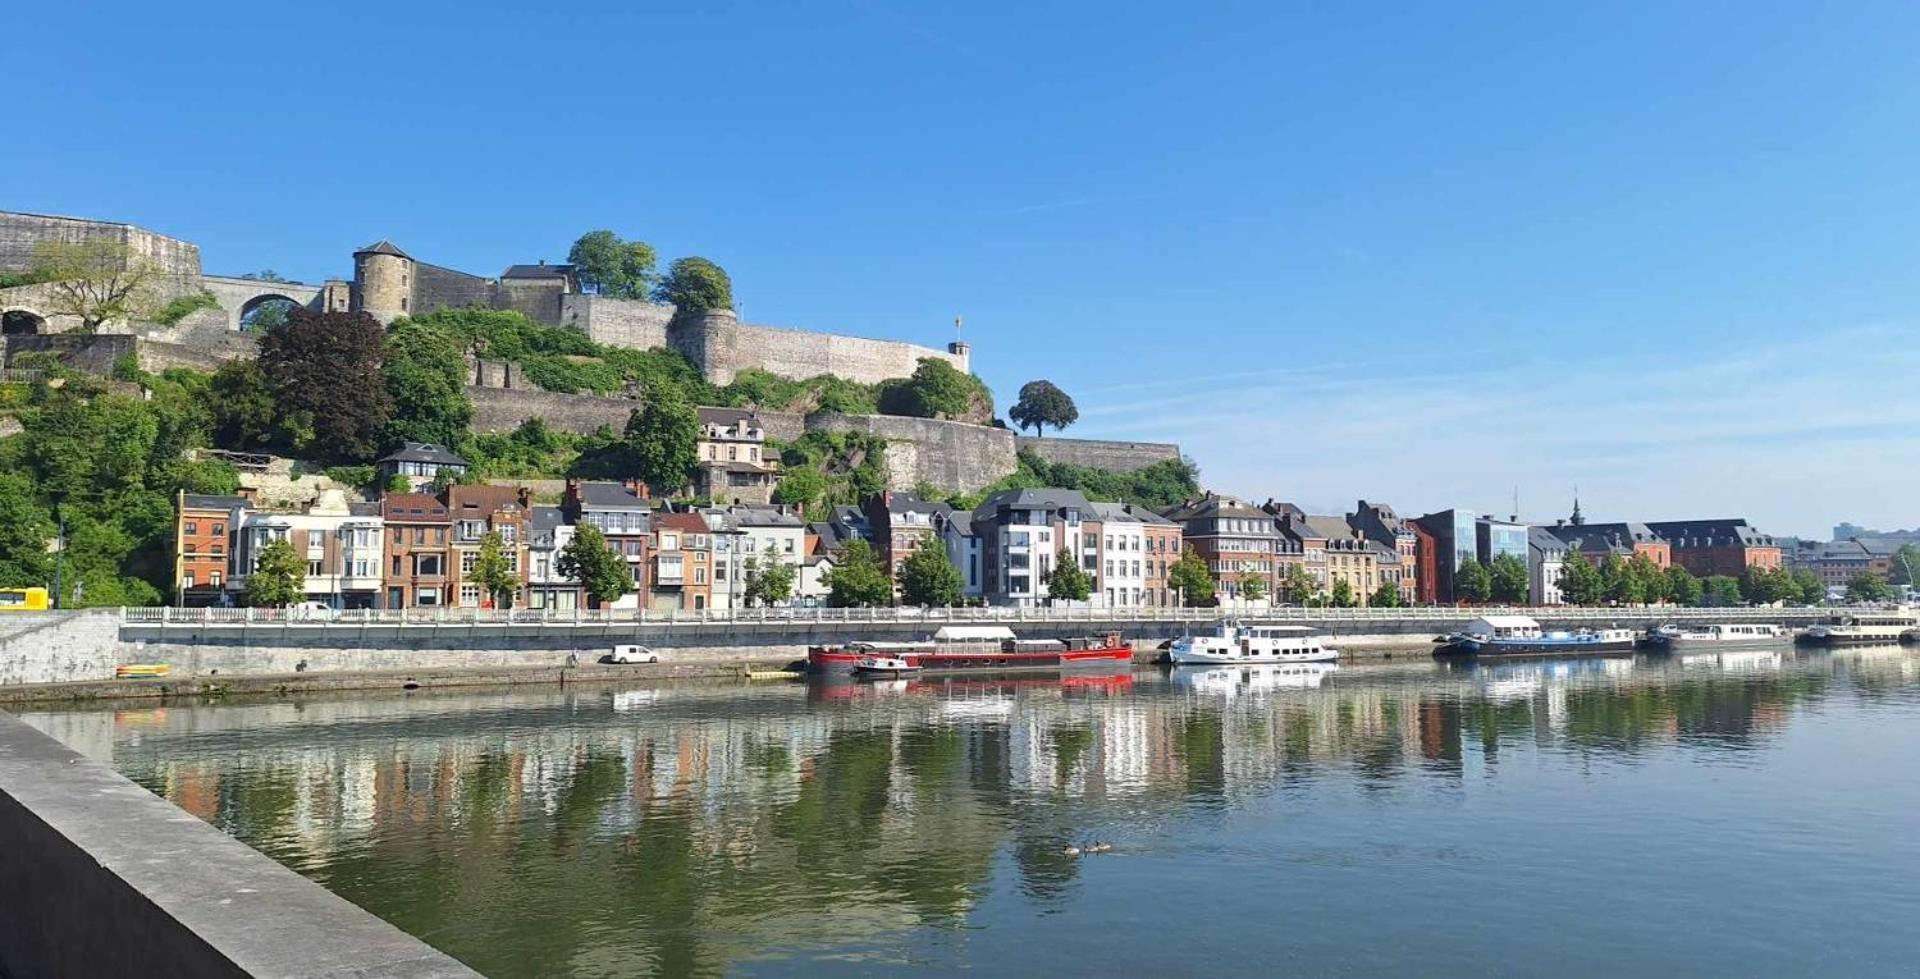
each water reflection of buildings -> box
[15,648,1911,975]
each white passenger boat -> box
[1168,621,1339,664]
[1642,623,1790,650]
[1797,609,1920,646]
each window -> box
[182,573,195,589]
[417,587,440,607]
[695,567,706,584]
[505,552,519,573]
[413,527,426,545]
[308,560,323,576]
[210,572,221,588]
[432,528,445,545]
[416,554,443,577]
[461,552,477,575]
[392,556,402,575]
[212,544,223,556]
[783,538,795,554]
[185,521,198,535]
[212,523,224,536]
[394,528,404,544]
[459,584,481,607]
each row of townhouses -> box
[174,448,1787,608]
[176,481,835,611]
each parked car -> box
[288,601,337,621]
[608,644,659,664]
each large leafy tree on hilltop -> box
[256,309,392,461]
[568,231,658,300]
[879,357,981,420]
[654,257,733,312]
[1010,380,1079,437]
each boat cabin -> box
[1466,616,1543,639]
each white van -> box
[609,644,659,664]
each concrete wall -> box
[0,611,120,685]
[0,210,201,277]
[1018,436,1182,472]
[0,712,477,978]
[805,412,1019,493]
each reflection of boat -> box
[805,670,1133,703]
[808,626,1132,674]
[1439,616,1637,658]
[1169,621,1339,664]
[1797,609,1920,645]
[852,655,921,678]
[1172,662,1338,694]
[1642,623,1790,650]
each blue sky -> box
[12,1,1920,538]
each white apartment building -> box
[232,489,385,608]
[1088,502,1148,607]
[705,506,810,608]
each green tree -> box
[1370,580,1403,607]
[1277,564,1318,605]
[1454,559,1493,604]
[1489,553,1530,603]
[1237,572,1267,603]
[1845,571,1892,603]
[0,473,55,589]
[1329,578,1357,608]
[1044,548,1092,603]
[567,230,658,299]
[1560,552,1603,605]
[653,256,733,312]
[742,555,797,607]
[773,467,827,510]
[205,359,279,450]
[1665,565,1704,606]
[383,318,473,449]
[1009,380,1078,437]
[879,357,980,420]
[624,388,699,493]
[1168,546,1214,606]
[1702,574,1744,607]
[470,531,520,608]
[557,524,630,608]
[1627,552,1669,604]
[256,309,392,460]
[1790,567,1826,605]
[1887,544,1920,586]
[1599,553,1641,604]
[243,538,306,607]
[1740,565,1794,605]
[897,540,963,607]
[30,239,158,332]
[824,539,893,607]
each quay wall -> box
[0,712,477,977]
[0,607,1837,694]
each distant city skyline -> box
[12,1,1920,537]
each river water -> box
[21,647,1920,977]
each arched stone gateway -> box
[198,276,323,334]
[1,310,45,336]
[237,294,301,332]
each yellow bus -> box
[0,587,51,611]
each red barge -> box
[807,626,1134,675]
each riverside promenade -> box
[0,604,1842,696]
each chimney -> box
[517,486,532,509]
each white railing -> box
[119,604,1833,629]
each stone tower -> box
[353,240,414,323]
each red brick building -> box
[1646,520,1782,577]
[174,492,250,605]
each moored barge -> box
[807,625,1133,675]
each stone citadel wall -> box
[0,212,201,278]
[1017,436,1182,472]
[560,298,966,386]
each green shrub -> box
[153,290,221,327]
[325,464,378,490]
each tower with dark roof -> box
[353,239,415,322]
